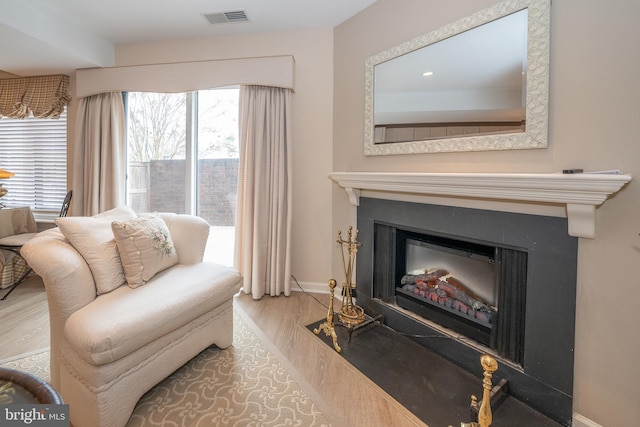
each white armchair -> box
[21,208,241,427]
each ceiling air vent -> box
[202,10,249,25]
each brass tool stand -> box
[315,226,367,353]
[337,313,383,344]
[336,226,365,327]
[313,279,341,353]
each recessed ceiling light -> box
[422,71,434,77]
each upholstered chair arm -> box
[21,227,97,389]
[21,227,97,319]
[156,213,210,264]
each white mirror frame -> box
[364,0,551,156]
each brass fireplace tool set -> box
[314,227,501,426]
[314,226,365,353]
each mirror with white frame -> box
[364,0,550,155]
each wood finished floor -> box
[235,290,426,427]
[0,275,50,363]
[0,277,425,427]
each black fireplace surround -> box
[356,197,578,425]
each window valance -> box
[0,74,71,119]
[75,55,295,98]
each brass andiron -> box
[313,279,341,353]
[336,226,365,326]
[460,354,499,427]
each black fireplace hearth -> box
[356,197,578,425]
[307,316,563,427]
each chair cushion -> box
[111,215,178,288]
[55,206,137,295]
[64,262,240,365]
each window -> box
[125,89,239,265]
[0,108,68,218]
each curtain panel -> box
[73,92,126,216]
[0,74,71,119]
[235,85,293,299]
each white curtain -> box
[235,85,293,299]
[73,92,126,216]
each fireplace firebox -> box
[356,197,577,425]
[381,227,527,366]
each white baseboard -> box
[573,413,603,427]
[291,280,330,294]
[291,279,346,296]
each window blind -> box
[0,109,67,213]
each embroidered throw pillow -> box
[55,206,138,295]
[111,215,178,288]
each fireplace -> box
[356,197,578,425]
[378,226,527,365]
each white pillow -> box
[111,215,178,288]
[55,206,137,295]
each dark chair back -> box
[59,190,73,217]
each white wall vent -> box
[202,10,249,25]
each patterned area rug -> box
[0,349,51,382]
[1,313,333,427]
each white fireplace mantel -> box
[329,172,632,239]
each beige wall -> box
[333,0,640,426]
[91,29,335,290]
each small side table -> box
[0,367,62,404]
